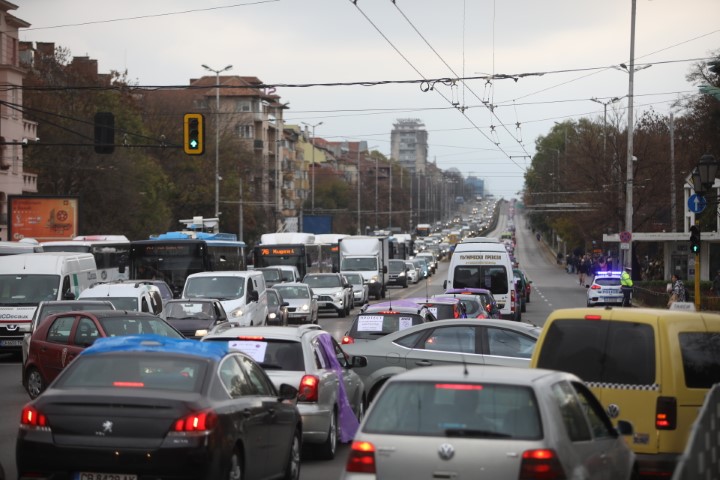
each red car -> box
[23,310,182,399]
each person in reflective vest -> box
[620,267,633,307]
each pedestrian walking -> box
[668,273,686,308]
[620,267,633,307]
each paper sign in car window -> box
[399,317,414,330]
[228,340,268,363]
[182,303,203,314]
[357,315,384,331]
[428,307,438,318]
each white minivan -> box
[182,270,268,327]
[444,237,519,321]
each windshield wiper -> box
[444,428,510,439]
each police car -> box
[586,271,624,307]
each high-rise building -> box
[390,119,427,175]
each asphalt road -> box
[0,212,590,479]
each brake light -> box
[346,441,376,473]
[237,336,265,340]
[584,314,602,321]
[298,375,319,402]
[511,289,516,312]
[172,410,218,433]
[20,405,48,429]
[342,335,354,344]
[113,381,145,388]
[656,396,677,430]
[453,307,460,319]
[519,449,566,479]
[435,383,483,391]
[590,285,602,290]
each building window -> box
[236,124,254,139]
[237,100,252,112]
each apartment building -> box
[390,118,428,175]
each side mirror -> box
[250,290,259,302]
[351,356,368,368]
[382,266,387,274]
[615,420,634,436]
[278,383,298,401]
[63,291,75,300]
[443,280,448,289]
[281,301,289,307]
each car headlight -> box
[399,272,406,277]
[194,329,208,337]
[230,308,244,318]
[370,276,379,283]
[333,291,343,300]
[268,313,277,319]
[301,304,310,312]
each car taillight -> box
[511,289,516,312]
[172,410,218,433]
[342,335,354,344]
[519,449,566,480]
[346,441,376,473]
[656,396,677,430]
[590,285,602,290]
[21,405,50,431]
[298,375,319,402]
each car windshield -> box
[55,353,206,392]
[274,285,309,300]
[304,275,341,288]
[345,274,363,285]
[0,274,60,305]
[164,302,213,320]
[349,313,425,340]
[341,257,378,272]
[204,338,305,371]
[389,262,406,273]
[184,276,245,300]
[99,316,182,338]
[267,291,280,308]
[363,381,541,439]
[260,269,282,282]
[280,270,295,282]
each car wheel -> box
[282,429,301,480]
[338,307,346,318]
[26,367,45,399]
[317,409,338,460]
[521,301,526,313]
[526,294,531,303]
[402,280,408,288]
[226,447,242,480]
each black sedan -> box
[16,334,302,480]
[162,298,229,339]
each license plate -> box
[0,340,22,347]
[76,473,137,480]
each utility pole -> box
[623,0,637,272]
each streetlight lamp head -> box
[223,65,233,71]
[201,64,209,70]
[697,153,719,193]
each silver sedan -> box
[273,282,319,324]
[343,318,541,402]
[342,365,637,479]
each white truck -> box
[338,236,389,300]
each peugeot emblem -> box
[102,421,113,434]
[5,324,18,331]
[607,403,620,419]
[438,443,455,461]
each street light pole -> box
[623,0,637,272]
[202,64,233,219]
[302,122,323,214]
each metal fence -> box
[672,383,720,480]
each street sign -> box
[688,194,707,213]
[619,231,632,243]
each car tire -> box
[402,280,408,288]
[526,294,531,303]
[226,447,242,480]
[521,301,526,313]
[26,367,45,399]
[338,307,346,318]
[317,409,338,460]
[282,429,301,480]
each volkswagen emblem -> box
[607,403,620,419]
[437,443,455,461]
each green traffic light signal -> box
[183,113,204,155]
[690,225,701,254]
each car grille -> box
[318,295,333,302]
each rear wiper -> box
[258,362,285,370]
[444,428,510,439]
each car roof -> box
[82,334,230,360]
[39,300,115,307]
[546,306,720,326]
[204,324,324,341]
[445,287,492,295]
[187,271,258,278]
[362,299,428,312]
[165,298,218,305]
[388,364,564,385]
[49,310,162,319]
[273,282,310,289]
[82,282,159,295]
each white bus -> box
[41,235,130,283]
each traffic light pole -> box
[694,222,701,311]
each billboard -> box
[8,195,79,241]
[303,215,333,235]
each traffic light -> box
[690,225,701,254]
[183,113,204,155]
[94,112,115,154]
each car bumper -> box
[297,403,332,443]
[587,294,624,306]
[288,312,313,324]
[317,301,344,312]
[635,452,679,478]
[16,430,226,480]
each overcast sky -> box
[16,0,720,198]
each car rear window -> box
[349,314,425,340]
[452,265,509,295]
[99,316,182,338]
[594,277,621,286]
[678,332,720,388]
[423,303,459,320]
[205,338,305,371]
[363,381,541,439]
[536,319,656,385]
[56,354,207,392]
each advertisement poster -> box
[8,196,79,241]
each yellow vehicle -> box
[530,307,720,478]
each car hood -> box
[310,287,344,295]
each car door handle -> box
[415,360,433,366]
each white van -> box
[78,282,163,315]
[0,252,97,353]
[182,270,267,327]
[444,237,518,321]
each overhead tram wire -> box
[349,0,524,172]
[390,0,533,161]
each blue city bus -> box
[130,232,246,298]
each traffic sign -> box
[688,194,707,214]
[619,231,632,243]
